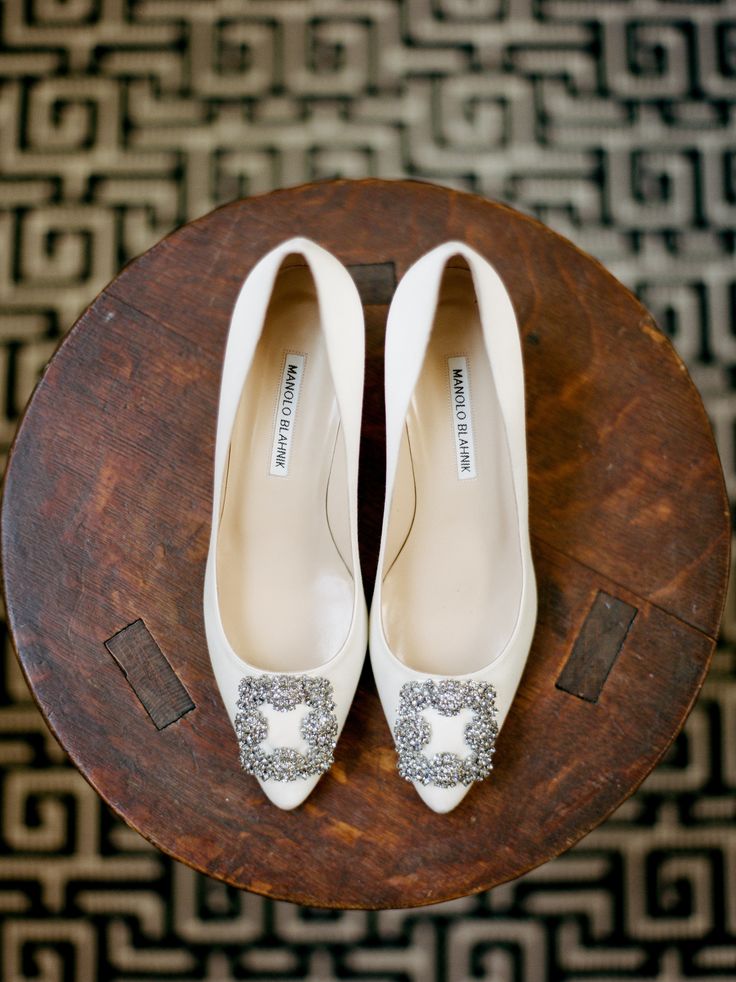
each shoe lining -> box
[382,264,523,675]
[217,263,354,672]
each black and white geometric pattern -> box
[1,1,735,979]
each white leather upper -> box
[204,237,367,810]
[369,241,537,813]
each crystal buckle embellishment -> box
[235,675,338,782]
[394,679,499,788]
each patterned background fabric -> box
[1,1,735,979]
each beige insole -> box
[217,264,354,672]
[382,266,523,675]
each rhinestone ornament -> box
[394,679,499,788]
[234,675,338,782]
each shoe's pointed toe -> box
[258,775,321,810]
[412,782,471,814]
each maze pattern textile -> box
[1,1,736,980]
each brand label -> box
[448,356,476,480]
[269,352,305,476]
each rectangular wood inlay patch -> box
[556,591,638,702]
[105,619,194,729]
[348,262,396,305]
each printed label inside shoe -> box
[448,356,477,480]
[269,352,305,477]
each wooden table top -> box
[1,179,730,909]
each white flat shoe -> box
[369,241,537,813]
[204,237,367,810]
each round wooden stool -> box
[2,180,729,909]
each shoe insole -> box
[217,264,354,672]
[382,265,523,675]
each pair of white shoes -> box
[203,237,537,814]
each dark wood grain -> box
[347,262,396,305]
[105,619,194,729]
[1,179,730,910]
[556,591,638,702]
